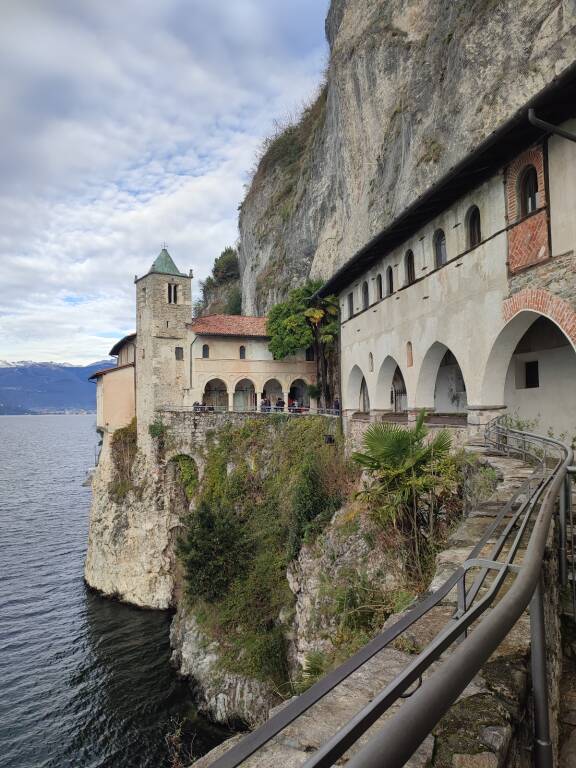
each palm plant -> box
[353,411,457,582]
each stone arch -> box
[375,356,408,413]
[203,378,228,409]
[481,309,576,435]
[233,378,256,411]
[289,378,310,409]
[416,342,469,413]
[481,297,576,405]
[262,378,283,403]
[347,364,371,413]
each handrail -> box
[343,420,572,768]
[206,416,572,768]
[156,405,341,417]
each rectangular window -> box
[525,360,539,388]
[347,292,354,319]
[175,347,184,361]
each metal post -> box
[530,577,553,768]
[456,573,467,642]
[560,479,568,587]
[568,469,576,619]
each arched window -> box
[467,206,481,248]
[377,274,383,300]
[519,165,538,217]
[434,229,447,268]
[368,352,374,372]
[406,341,413,368]
[202,344,209,359]
[362,281,369,310]
[347,292,354,318]
[386,266,394,296]
[405,250,415,285]
[175,346,184,361]
[239,345,246,360]
[167,284,177,304]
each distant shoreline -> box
[0,410,96,416]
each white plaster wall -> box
[434,364,468,414]
[340,174,509,414]
[504,345,576,439]
[548,118,576,258]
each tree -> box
[212,247,240,283]
[267,281,339,406]
[178,500,251,602]
[353,411,458,582]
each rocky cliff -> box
[84,440,185,609]
[239,0,576,314]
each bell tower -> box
[135,248,192,451]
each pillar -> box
[283,392,290,412]
[227,391,234,412]
[467,405,507,438]
[256,391,262,412]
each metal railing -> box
[206,416,573,768]
[156,404,340,417]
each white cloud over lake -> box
[0,0,328,363]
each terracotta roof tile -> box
[188,314,269,338]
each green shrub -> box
[224,285,242,315]
[178,500,251,603]
[109,418,137,501]
[149,419,167,439]
[172,454,199,500]
[177,416,358,687]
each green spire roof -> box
[148,248,185,277]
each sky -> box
[0,0,328,364]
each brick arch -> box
[503,289,576,347]
[505,145,545,223]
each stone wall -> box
[508,251,576,310]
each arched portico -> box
[203,378,228,409]
[262,378,283,402]
[374,356,408,416]
[233,378,256,411]
[289,378,310,409]
[347,365,371,415]
[480,311,576,436]
[416,342,468,415]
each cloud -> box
[0,0,328,363]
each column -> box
[227,391,234,412]
[256,391,262,413]
[283,392,290,412]
[467,405,507,438]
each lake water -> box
[0,414,227,768]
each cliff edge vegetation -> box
[177,416,356,693]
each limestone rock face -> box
[170,605,276,728]
[84,445,183,609]
[239,0,576,314]
[288,506,402,668]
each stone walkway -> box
[192,448,556,768]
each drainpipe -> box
[528,109,576,144]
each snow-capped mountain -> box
[0,360,115,414]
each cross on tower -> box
[161,241,168,250]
